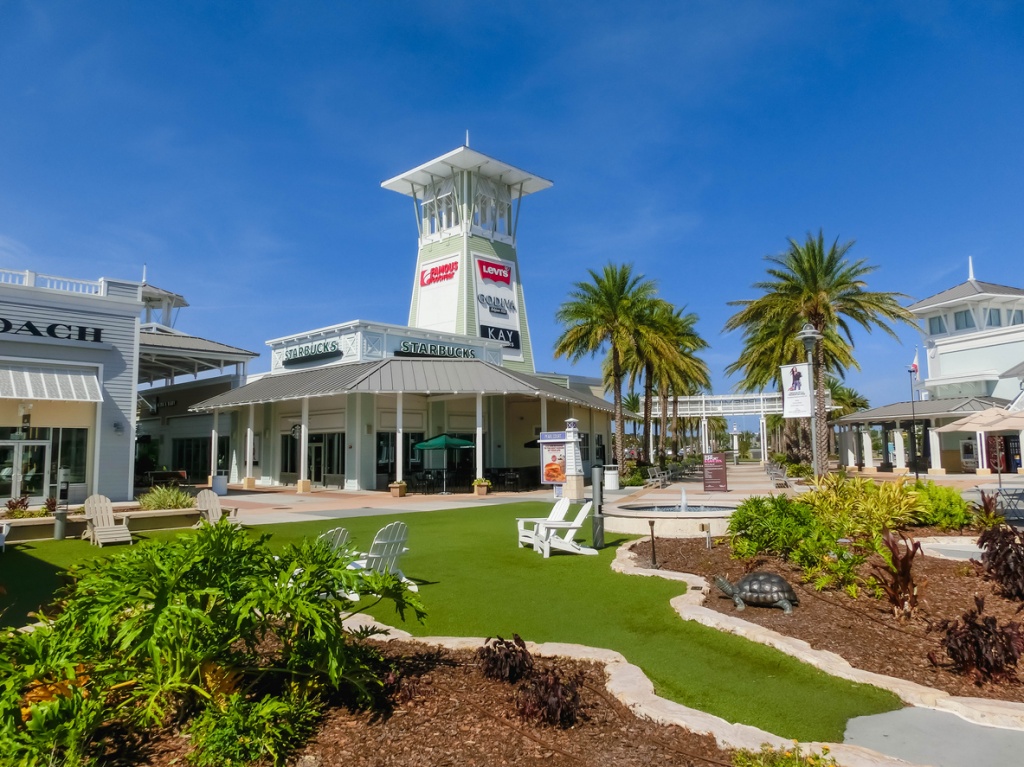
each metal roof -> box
[1001,360,1024,379]
[138,329,259,384]
[189,358,613,412]
[907,280,1024,312]
[836,396,1009,424]
[381,146,553,198]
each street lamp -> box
[796,323,824,477]
[907,368,919,481]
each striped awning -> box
[0,365,103,402]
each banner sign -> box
[473,253,522,361]
[781,363,812,419]
[539,431,567,484]
[702,452,728,492]
[414,255,461,333]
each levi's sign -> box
[477,259,511,285]
[283,339,342,366]
[0,318,103,343]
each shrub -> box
[930,597,1024,684]
[973,491,1005,530]
[477,635,534,683]
[0,523,425,764]
[978,525,1024,601]
[515,668,584,728]
[136,485,196,510]
[187,687,321,766]
[913,481,973,530]
[43,496,58,514]
[871,529,923,620]
[5,496,29,512]
[785,463,813,480]
[728,495,815,560]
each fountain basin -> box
[603,504,735,538]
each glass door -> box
[307,443,324,485]
[0,441,50,504]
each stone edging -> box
[611,539,1024,732]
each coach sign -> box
[702,452,728,492]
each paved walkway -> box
[214,464,1022,767]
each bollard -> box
[591,465,604,549]
[649,519,658,569]
[53,509,68,541]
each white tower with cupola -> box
[381,145,552,374]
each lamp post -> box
[796,323,823,477]
[907,368,919,481]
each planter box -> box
[389,484,407,498]
[474,485,489,496]
[5,508,203,543]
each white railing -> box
[0,269,103,295]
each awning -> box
[0,365,103,402]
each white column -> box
[475,393,484,479]
[977,431,989,473]
[396,392,404,483]
[700,417,709,455]
[861,430,875,470]
[928,428,944,474]
[894,430,906,469]
[540,396,547,432]
[843,427,857,467]
[759,416,767,465]
[209,409,219,483]
[298,397,310,491]
[245,404,254,483]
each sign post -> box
[702,452,729,492]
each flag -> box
[910,348,919,381]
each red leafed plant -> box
[929,596,1024,684]
[872,529,924,621]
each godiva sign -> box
[282,339,342,366]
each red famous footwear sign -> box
[420,259,459,286]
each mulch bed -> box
[130,641,738,767]
[634,531,1024,702]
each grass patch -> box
[0,502,900,741]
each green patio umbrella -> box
[413,434,475,494]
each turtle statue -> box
[714,572,799,614]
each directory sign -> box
[702,452,728,492]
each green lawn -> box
[0,502,900,741]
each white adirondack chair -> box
[0,521,10,553]
[348,521,417,591]
[83,495,133,547]
[195,489,242,527]
[534,501,597,558]
[317,526,351,553]
[516,497,571,549]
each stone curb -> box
[613,539,1024,733]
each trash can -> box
[212,472,229,496]
[53,509,68,541]
[603,464,620,490]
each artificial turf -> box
[0,501,900,742]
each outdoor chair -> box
[83,494,133,547]
[318,526,351,553]
[348,521,417,591]
[194,489,242,527]
[516,497,571,549]
[533,502,598,558]
[998,488,1024,521]
[0,521,9,553]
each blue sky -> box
[2,1,1023,412]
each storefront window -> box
[171,437,229,481]
[57,428,88,483]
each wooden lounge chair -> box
[318,526,351,553]
[348,521,417,591]
[516,497,571,549]
[534,502,597,558]
[83,494,133,547]
[194,489,242,527]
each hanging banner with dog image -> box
[781,363,812,419]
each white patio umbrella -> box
[934,407,1024,486]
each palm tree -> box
[555,263,672,468]
[652,308,710,465]
[724,231,915,473]
[622,391,642,444]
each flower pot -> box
[474,485,489,496]
[389,484,407,498]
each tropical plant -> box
[973,491,1006,530]
[477,635,534,683]
[978,525,1024,601]
[555,263,674,468]
[871,529,923,621]
[724,231,915,473]
[913,481,973,531]
[0,522,424,765]
[515,667,585,728]
[137,485,196,510]
[929,597,1024,684]
[734,742,837,767]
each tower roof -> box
[381,146,553,197]
[907,279,1024,313]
